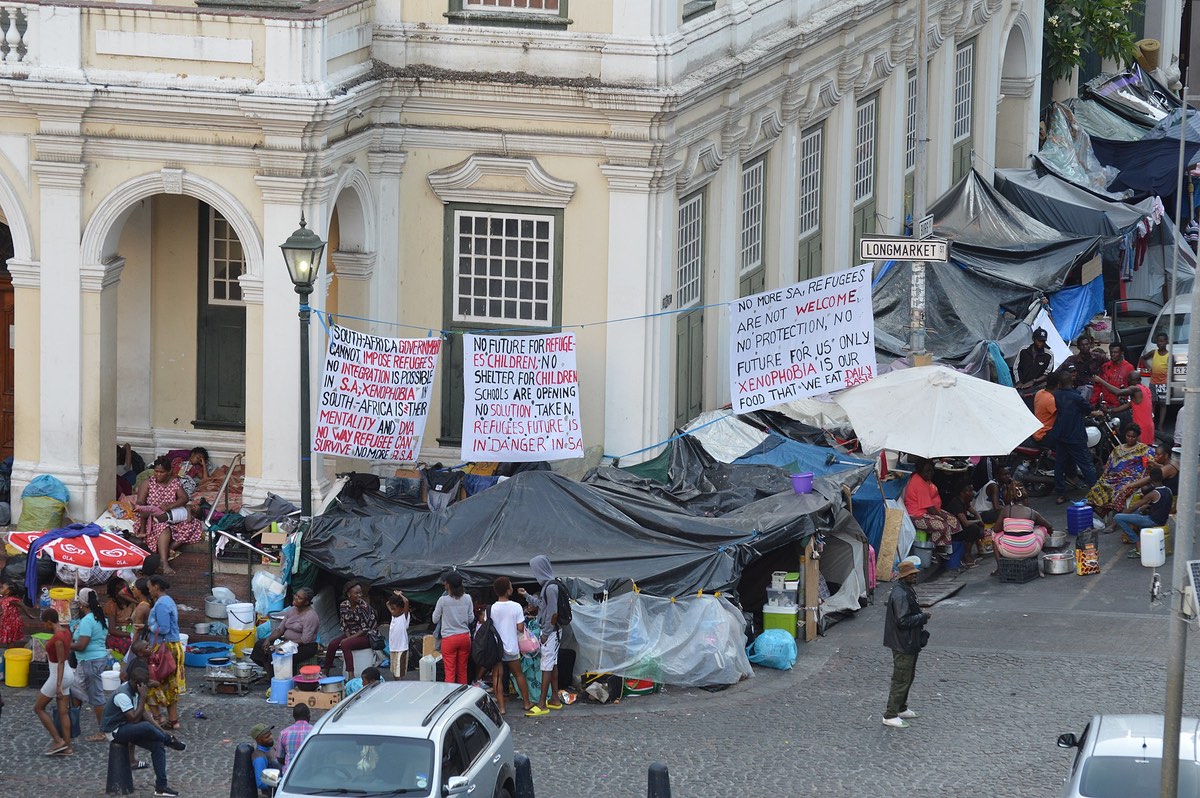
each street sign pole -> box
[910,0,929,362]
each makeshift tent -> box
[682,410,768,463]
[1081,68,1177,128]
[1037,103,1125,195]
[1064,97,1153,142]
[871,172,1100,360]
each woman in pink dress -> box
[135,457,203,575]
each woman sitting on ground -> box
[134,457,204,574]
[990,482,1054,576]
[903,459,961,552]
[1084,423,1154,523]
[1116,443,1180,515]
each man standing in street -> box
[100,666,184,797]
[1139,332,1173,424]
[1015,328,1054,405]
[882,561,930,729]
[1052,380,1101,504]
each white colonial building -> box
[0,0,1059,519]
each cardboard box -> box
[421,635,438,657]
[287,689,342,710]
[259,532,287,546]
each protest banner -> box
[729,264,876,413]
[313,325,440,461]
[461,332,583,461]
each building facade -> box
[0,0,1044,519]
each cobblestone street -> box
[2,502,1198,798]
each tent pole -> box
[1160,84,1195,798]
[909,0,930,363]
[1163,85,1188,433]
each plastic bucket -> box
[268,677,292,704]
[226,603,256,631]
[4,647,32,688]
[790,472,815,494]
[49,587,75,622]
[178,633,189,650]
[762,605,799,638]
[272,653,294,680]
[911,540,934,571]
[947,541,965,570]
[100,670,121,692]
[229,628,255,658]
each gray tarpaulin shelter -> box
[994,168,1195,300]
[871,171,1100,360]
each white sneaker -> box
[881,716,910,728]
[898,709,919,719]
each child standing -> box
[489,577,535,717]
[386,591,410,680]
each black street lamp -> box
[279,214,325,519]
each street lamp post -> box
[279,215,326,519]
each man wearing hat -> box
[1015,328,1054,404]
[250,722,282,796]
[882,560,931,729]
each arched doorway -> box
[996,20,1036,169]
[0,219,13,460]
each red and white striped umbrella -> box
[7,530,150,569]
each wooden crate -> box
[287,689,343,710]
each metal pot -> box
[318,676,344,694]
[205,595,235,619]
[233,661,255,677]
[1042,551,1074,575]
[1045,531,1068,549]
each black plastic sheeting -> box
[301,443,871,599]
[1080,68,1177,129]
[1090,136,1200,198]
[871,173,1099,361]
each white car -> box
[1139,293,1191,406]
[1057,714,1200,797]
[276,681,516,798]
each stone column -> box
[598,164,677,464]
[971,17,1003,182]
[876,66,908,235]
[367,149,404,338]
[79,258,124,519]
[329,250,376,333]
[8,257,40,520]
[927,33,956,198]
[708,144,741,408]
[820,88,854,274]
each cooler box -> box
[763,605,798,638]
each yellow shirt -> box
[1148,350,1169,385]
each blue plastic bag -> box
[746,629,797,670]
[22,474,69,504]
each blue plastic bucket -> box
[268,677,292,704]
[790,472,815,494]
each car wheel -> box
[493,785,512,798]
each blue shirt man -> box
[250,723,282,795]
[1051,387,1098,499]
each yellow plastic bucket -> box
[4,647,32,687]
[229,628,255,659]
[49,587,75,622]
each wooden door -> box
[674,307,704,428]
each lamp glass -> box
[279,217,326,290]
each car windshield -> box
[281,734,435,796]
[1153,316,1191,346]
[1079,755,1200,797]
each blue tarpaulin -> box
[1049,277,1105,342]
[734,435,887,551]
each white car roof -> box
[1091,714,1200,760]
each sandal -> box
[1126,550,1141,559]
[86,733,107,743]
[163,721,180,731]
[524,706,549,717]
[44,742,69,756]
[133,761,149,771]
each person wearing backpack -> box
[518,556,568,714]
[489,577,534,717]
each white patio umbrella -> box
[837,365,1041,458]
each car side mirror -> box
[1057,733,1079,749]
[445,776,470,796]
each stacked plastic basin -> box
[1067,502,1093,537]
[226,602,256,659]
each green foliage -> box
[1044,0,1141,81]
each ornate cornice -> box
[331,249,375,281]
[7,258,39,289]
[676,139,724,191]
[741,108,784,158]
[239,274,264,305]
[598,162,682,194]
[80,257,125,293]
[427,155,576,208]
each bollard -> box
[647,763,671,798]
[105,740,134,795]
[229,742,259,798]
[514,753,535,798]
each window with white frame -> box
[854,95,877,206]
[208,210,245,304]
[740,157,766,276]
[953,41,974,142]
[464,0,559,10]
[905,70,918,173]
[453,210,554,325]
[676,192,704,308]
[798,126,822,239]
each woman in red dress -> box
[135,457,203,574]
[0,579,29,645]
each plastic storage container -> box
[48,587,75,622]
[762,605,799,638]
[1140,527,1166,567]
[268,677,292,704]
[4,647,31,687]
[1067,502,1093,535]
[765,588,796,607]
[911,540,934,570]
[229,628,255,658]
[226,603,256,631]
[790,473,814,494]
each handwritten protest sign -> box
[313,325,440,461]
[461,333,583,461]
[729,264,876,413]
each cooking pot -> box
[318,676,345,694]
[233,661,255,677]
[1042,551,1074,575]
[294,675,319,692]
[193,622,210,635]
[1045,531,1068,549]
[205,595,236,619]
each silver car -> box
[1057,714,1200,797]
[276,681,516,798]
[1139,293,1191,405]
